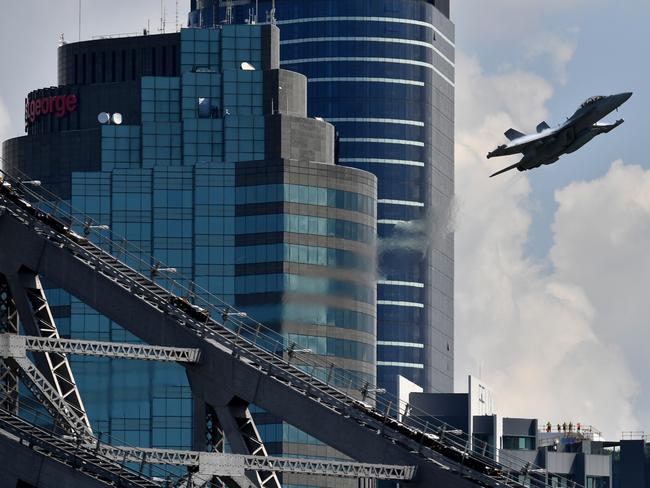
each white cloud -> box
[456,52,553,137]
[453,1,598,41]
[525,32,578,85]
[454,51,640,438]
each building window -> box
[549,475,570,487]
[502,435,535,450]
[586,477,609,488]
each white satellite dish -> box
[240,62,256,71]
[97,112,110,124]
[111,113,123,125]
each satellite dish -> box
[111,113,123,125]
[97,112,110,124]
[240,62,256,71]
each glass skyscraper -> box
[190,0,455,397]
[3,22,377,485]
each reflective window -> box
[236,184,375,217]
[235,274,375,305]
[236,243,373,271]
[287,333,375,362]
[242,303,375,334]
[235,214,375,244]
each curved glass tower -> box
[190,0,455,397]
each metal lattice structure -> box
[0,334,413,487]
[4,272,91,431]
[3,354,92,437]
[0,275,19,413]
[15,334,201,363]
[0,174,569,488]
[97,447,416,480]
[0,408,163,488]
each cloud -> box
[456,52,553,136]
[525,32,578,85]
[453,1,598,41]
[454,50,640,438]
[550,161,650,428]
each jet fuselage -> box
[487,92,632,177]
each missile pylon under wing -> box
[487,92,632,177]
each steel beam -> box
[215,400,282,488]
[2,355,92,437]
[95,445,415,480]
[0,334,201,363]
[4,271,91,432]
[0,274,18,413]
[0,408,162,488]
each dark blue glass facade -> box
[3,22,377,485]
[190,0,455,397]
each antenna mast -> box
[224,0,233,24]
[78,0,82,41]
[269,0,276,24]
[160,0,166,33]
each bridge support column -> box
[0,274,19,413]
[3,270,91,431]
[214,398,282,488]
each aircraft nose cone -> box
[618,92,633,103]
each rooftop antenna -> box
[175,0,179,31]
[78,0,82,41]
[159,0,165,33]
[224,0,233,24]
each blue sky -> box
[453,0,650,436]
[454,0,649,259]
[0,0,648,438]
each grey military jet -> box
[487,92,632,177]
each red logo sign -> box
[25,94,78,125]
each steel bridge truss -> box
[0,176,560,488]
[2,271,91,431]
[3,334,202,363]
[0,332,415,486]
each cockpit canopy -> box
[580,95,605,108]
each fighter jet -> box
[487,92,632,177]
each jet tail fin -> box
[490,161,521,178]
[536,121,550,133]
[504,128,525,141]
